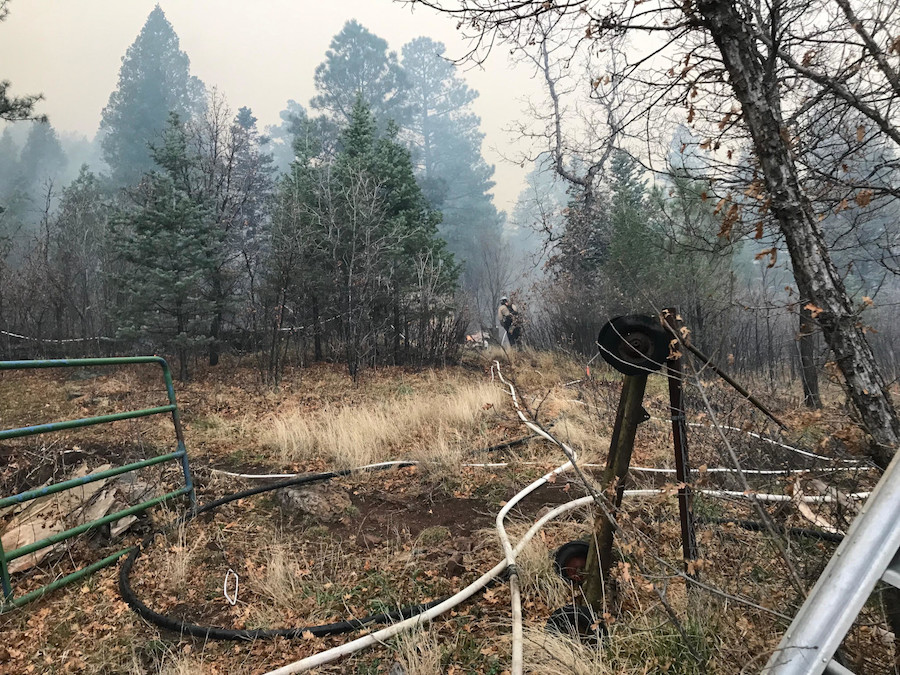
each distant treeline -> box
[0,10,515,380]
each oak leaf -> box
[804,303,824,319]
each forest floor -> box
[0,348,894,674]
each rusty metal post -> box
[582,373,648,610]
[662,324,789,430]
[664,309,699,576]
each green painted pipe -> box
[0,543,10,600]
[0,357,167,370]
[0,356,195,607]
[4,487,190,562]
[0,547,133,612]
[0,451,185,508]
[0,405,177,441]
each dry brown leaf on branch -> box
[855,189,873,207]
[754,247,777,268]
[804,302,824,319]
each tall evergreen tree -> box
[112,113,214,380]
[606,151,651,280]
[0,128,19,201]
[188,98,275,365]
[264,116,329,380]
[401,37,502,263]
[99,5,205,186]
[267,100,340,175]
[312,21,410,129]
[401,37,477,179]
[42,166,113,341]
[266,99,310,173]
[323,98,456,375]
[16,121,67,199]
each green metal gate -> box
[0,357,195,611]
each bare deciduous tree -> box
[408,0,900,466]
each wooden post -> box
[665,309,699,576]
[582,373,648,610]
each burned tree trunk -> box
[696,0,899,467]
[799,305,822,409]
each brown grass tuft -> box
[162,520,207,593]
[391,627,445,674]
[264,382,505,469]
[523,627,611,674]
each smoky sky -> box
[0,0,544,210]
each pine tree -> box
[112,113,214,380]
[312,21,410,129]
[0,128,18,202]
[331,98,456,374]
[193,101,275,366]
[16,121,67,199]
[44,166,113,341]
[264,117,328,380]
[607,151,653,284]
[100,5,205,186]
[266,100,310,173]
[401,37,502,263]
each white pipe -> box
[210,463,870,480]
[258,480,862,674]
[621,488,869,503]
[208,461,413,480]
[208,465,867,504]
[630,466,868,475]
[698,489,869,503]
[491,360,577,675]
[210,469,304,479]
[263,495,595,675]
[644,416,863,464]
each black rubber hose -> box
[118,463,470,641]
[480,423,555,454]
[700,517,844,543]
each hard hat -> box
[500,296,509,303]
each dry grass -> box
[390,627,445,674]
[524,611,713,675]
[3,352,885,674]
[264,382,505,469]
[156,656,206,675]
[502,348,586,391]
[161,519,207,593]
[250,534,350,625]
[255,540,309,614]
[128,644,220,675]
[515,534,574,610]
[523,627,611,675]
[551,405,612,465]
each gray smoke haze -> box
[0,0,543,210]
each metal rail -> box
[0,357,195,611]
[763,450,900,673]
